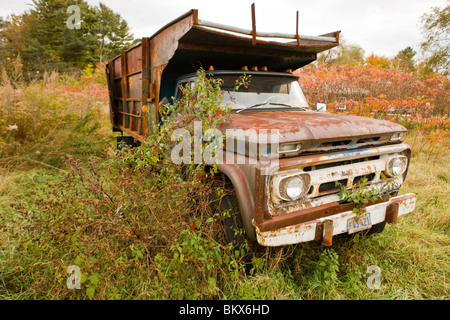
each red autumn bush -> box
[295,63,449,160]
[296,64,449,117]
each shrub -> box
[296,64,449,116]
[296,64,449,163]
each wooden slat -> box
[120,52,129,129]
[116,111,142,118]
[251,3,256,46]
[107,61,116,126]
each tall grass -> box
[0,70,112,169]
[1,127,448,300]
[0,67,448,300]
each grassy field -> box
[0,130,448,300]
[0,73,448,300]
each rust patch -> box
[385,202,399,224]
[322,220,334,246]
[314,221,324,241]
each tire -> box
[220,194,245,246]
[219,194,257,274]
[117,136,137,150]
[364,221,387,236]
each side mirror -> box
[315,103,327,112]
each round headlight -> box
[286,176,305,200]
[272,173,311,202]
[391,158,403,175]
[386,156,407,177]
[390,132,405,141]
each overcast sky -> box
[1,0,447,58]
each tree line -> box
[0,0,135,79]
[316,3,449,76]
[0,1,448,79]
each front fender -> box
[218,163,256,240]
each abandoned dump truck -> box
[105,9,416,247]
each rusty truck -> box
[105,8,417,247]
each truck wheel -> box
[117,136,137,150]
[220,194,245,246]
[364,221,386,235]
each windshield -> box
[220,74,309,110]
[175,73,310,111]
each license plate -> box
[347,214,372,234]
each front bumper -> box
[254,193,416,247]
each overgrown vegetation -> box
[297,63,449,116]
[0,64,111,169]
[0,1,448,301]
[0,61,448,300]
[1,137,448,300]
[337,176,393,221]
[296,62,449,163]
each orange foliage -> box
[365,54,392,70]
[59,62,108,100]
[295,63,449,116]
[295,64,450,156]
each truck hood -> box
[224,110,406,146]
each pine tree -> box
[0,0,134,76]
[394,47,416,73]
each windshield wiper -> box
[236,102,306,113]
